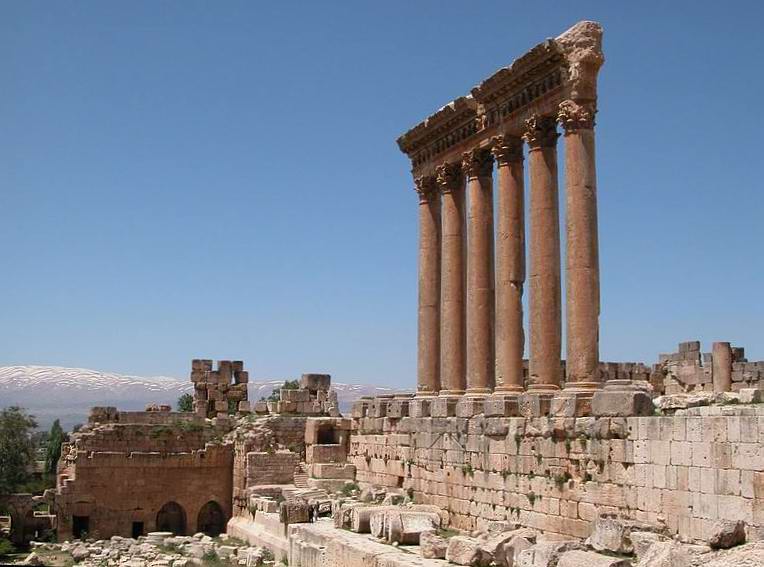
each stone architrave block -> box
[592,389,653,417]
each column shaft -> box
[437,162,466,395]
[415,176,441,395]
[712,342,732,393]
[493,136,525,393]
[524,116,562,391]
[464,149,495,395]
[560,100,601,389]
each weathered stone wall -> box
[349,406,764,543]
[55,445,233,541]
[71,423,214,453]
[661,340,763,394]
[246,452,300,486]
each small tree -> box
[0,406,38,494]
[177,393,194,412]
[45,419,66,477]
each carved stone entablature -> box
[397,97,478,171]
[558,100,596,132]
[414,175,438,204]
[397,21,603,172]
[435,162,463,194]
[471,40,566,130]
[523,115,559,150]
[462,148,494,179]
[491,135,524,165]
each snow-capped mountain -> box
[0,365,398,430]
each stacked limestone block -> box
[660,341,762,395]
[191,359,250,418]
[253,373,339,417]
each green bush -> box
[0,538,15,557]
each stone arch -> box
[196,500,226,536]
[156,501,187,535]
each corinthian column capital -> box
[522,115,559,150]
[414,175,438,204]
[557,100,596,133]
[461,148,494,180]
[491,135,524,166]
[435,162,463,194]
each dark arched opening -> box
[196,501,225,536]
[156,502,186,535]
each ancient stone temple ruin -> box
[12,20,764,567]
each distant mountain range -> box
[0,366,398,430]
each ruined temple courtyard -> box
[4,19,764,567]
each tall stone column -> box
[464,148,495,396]
[437,162,466,396]
[559,100,601,391]
[414,176,441,396]
[492,135,525,394]
[524,115,562,393]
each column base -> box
[525,383,561,394]
[371,395,395,418]
[431,396,460,418]
[484,394,520,417]
[591,380,654,417]
[456,396,487,418]
[415,389,439,397]
[562,381,602,393]
[518,392,555,417]
[551,391,595,417]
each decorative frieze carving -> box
[491,135,524,165]
[522,115,559,150]
[461,148,494,179]
[435,162,462,194]
[557,100,596,132]
[414,176,438,204]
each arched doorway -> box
[156,502,186,535]
[196,501,225,536]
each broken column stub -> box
[300,373,331,392]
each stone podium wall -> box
[349,406,764,543]
[55,445,233,541]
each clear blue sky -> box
[2,2,762,387]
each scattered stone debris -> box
[26,532,271,566]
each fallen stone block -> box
[557,550,630,567]
[446,536,488,566]
[516,540,581,567]
[708,520,746,549]
[420,530,448,559]
[587,514,657,554]
[630,531,669,561]
[386,510,440,544]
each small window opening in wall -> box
[72,515,89,538]
[132,521,144,538]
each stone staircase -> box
[293,463,309,488]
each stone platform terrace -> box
[349,402,764,544]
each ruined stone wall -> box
[55,445,233,541]
[246,452,300,486]
[232,416,310,517]
[71,423,214,453]
[660,341,764,394]
[349,406,764,544]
